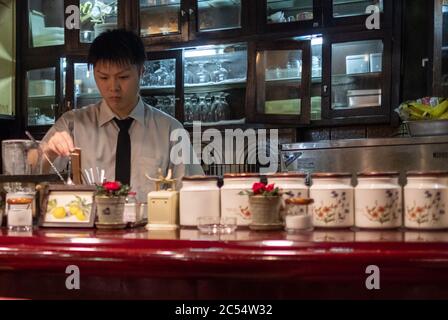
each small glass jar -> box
[310,173,354,228]
[267,172,309,217]
[355,172,402,229]
[404,171,448,230]
[179,176,220,227]
[6,193,34,232]
[124,191,141,224]
[220,173,261,226]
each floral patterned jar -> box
[220,173,261,226]
[404,171,448,230]
[355,172,402,229]
[310,173,354,228]
[267,172,309,217]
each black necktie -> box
[114,118,134,185]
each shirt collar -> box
[98,97,145,127]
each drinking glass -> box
[212,60,229,83]
[196,63,211,84]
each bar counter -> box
[1,227,448,299]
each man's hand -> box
[43,131,75,158]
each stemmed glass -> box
[184,96,193,122]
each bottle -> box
[124,191,140,224]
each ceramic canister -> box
[267,172,309,217]
[310,173,354,228]
[355,172,402,229]
[220,173,261,226]
[404,171,448,230]
[179,176,220,227]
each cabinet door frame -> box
[144,50,184,122]
[258,0,323,34]
[323,0,393,29]
[246,39,311,124]
[320,31,391,120]
[188,0,254,41]
[19,0,66,58]
[138,0,189,46]
[21,57,64,136]
[433,0,446,97]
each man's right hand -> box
[42,131,75,158]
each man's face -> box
[93,61,143,113]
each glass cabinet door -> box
[79,0,118,43]
[332,0,383,18]
[251,41,311,124]
[27,68,57,126]
[141,58,177,118]
[74,63,100,108]
[197,0,242,32]
[183,43,247,125]
[330,39,383,111]
[262,0,321,32]
[140,0,182,37]
[267,0,314,24]
[28,0,64,48]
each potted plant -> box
[95,181,130,228]
[240,182,284,230]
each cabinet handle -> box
[174,97,180,101]
[323,85,328,93]
[189,8,194,16]
[181,9,186,16]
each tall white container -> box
[355,172,402,229]
[179,176,220,227]
[404,171,448,230]
[310,173,354,228]
[267,172,309,217]
[220,174,260,226]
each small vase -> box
[248,195,283,230]
[95,196,126,229]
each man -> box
[41,29,203,202]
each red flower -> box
[102,181,121,192]
[252,182,266,195]
[265,184,275,192]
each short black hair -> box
[87,29,146,68]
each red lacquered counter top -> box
[1,227,448,299]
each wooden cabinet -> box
[136,0,253,45]
[16,0,402,134]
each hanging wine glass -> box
[211,94,222,122]
[184,96,193,122]
[198,95,207,122]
